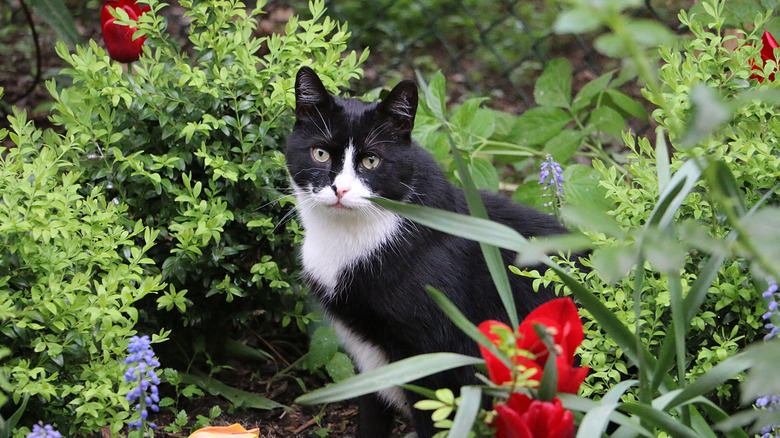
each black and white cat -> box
[286,66,567,438]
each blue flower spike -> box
[26,423,62,438]
[124,335,161,433]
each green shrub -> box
[521,0,780,407]
[0,107,165,437]
[46,0,367,363]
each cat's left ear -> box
[376,79,418,135]
[295,66,333,119]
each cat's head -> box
[286,66,418,214]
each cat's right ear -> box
[295,66,333,119]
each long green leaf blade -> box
[618,402,700,438]
[448,131,519,328]
[427,286,512,369]
[448,386,483,438]
[575,380,639,438]
[663,352,752,410]
[181,373,285,410]
[296,353,483,404]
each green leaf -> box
[448,386,482,438]
[646,158,703,229]
[417,71,448,122]
[740,208,780,275]
[449,133,519,328]
[370,198,530,263]
[663,352,753,410]
[562,164,611,209]
[576,380,638,438]
[604,89,647,119]
[680,85,733,148]
[535,59,572,108]
[295,353,484,404]
[469,157,500,192]
[589,105,626,137]
[629,20,677,48]
[655,128,671,194]
[594,33,628,57]
[181,374,286,410]
[549,265,654,373]
[560,204,626,238]
[553,7,602,34]
[512,107,573,146]
[558,394,655,438]
[590,245,639,284]
[326,352,355,383]
[572,72,613,113]
[617,403,700,438]
[543,130,583,162]
[427,287,512,370]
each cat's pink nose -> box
[333,184,351,199]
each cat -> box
[286,66,569,438]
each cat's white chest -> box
[297,198,403,299]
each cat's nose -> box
[332,184,351,199]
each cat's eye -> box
[361,155,380,170]
[311,148,330,163]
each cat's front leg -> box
[356,393,395,438]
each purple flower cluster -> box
[26,424,61,438]
[539,154,565,211]
[539,154,565,196]
[124,335,161,430]
[758,278,779,438]
[762,279,779,340]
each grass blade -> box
[296,353,483,404]
[427,286,512,370]
[575,380,638,438]
[448,386,483,438]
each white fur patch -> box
[331,318,410,415]
[293,144,403,298]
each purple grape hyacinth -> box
[762,279,779,340]
[124,335,161,431]
[539,154,565,213]
[757,278,780,438]
[26,423,61,438]
[539,154,565,195]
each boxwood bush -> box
[0,104,164,436]
[46,0,367,365]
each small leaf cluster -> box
[45,0,366,356]
[0,107,165,437]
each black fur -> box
[287,66,566,438]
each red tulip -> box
[477,298,588,394]
[750,31,780,82]
[101,0,150,63]
[494,397,575,438]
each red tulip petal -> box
[102,18,146,62]
[547,401,576,438]
[506,393,532,414]
[555,355,589,394]
[495,404,534,438]
[761,31,779,61]
[478,320,513,385]
[517,298,582,367]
